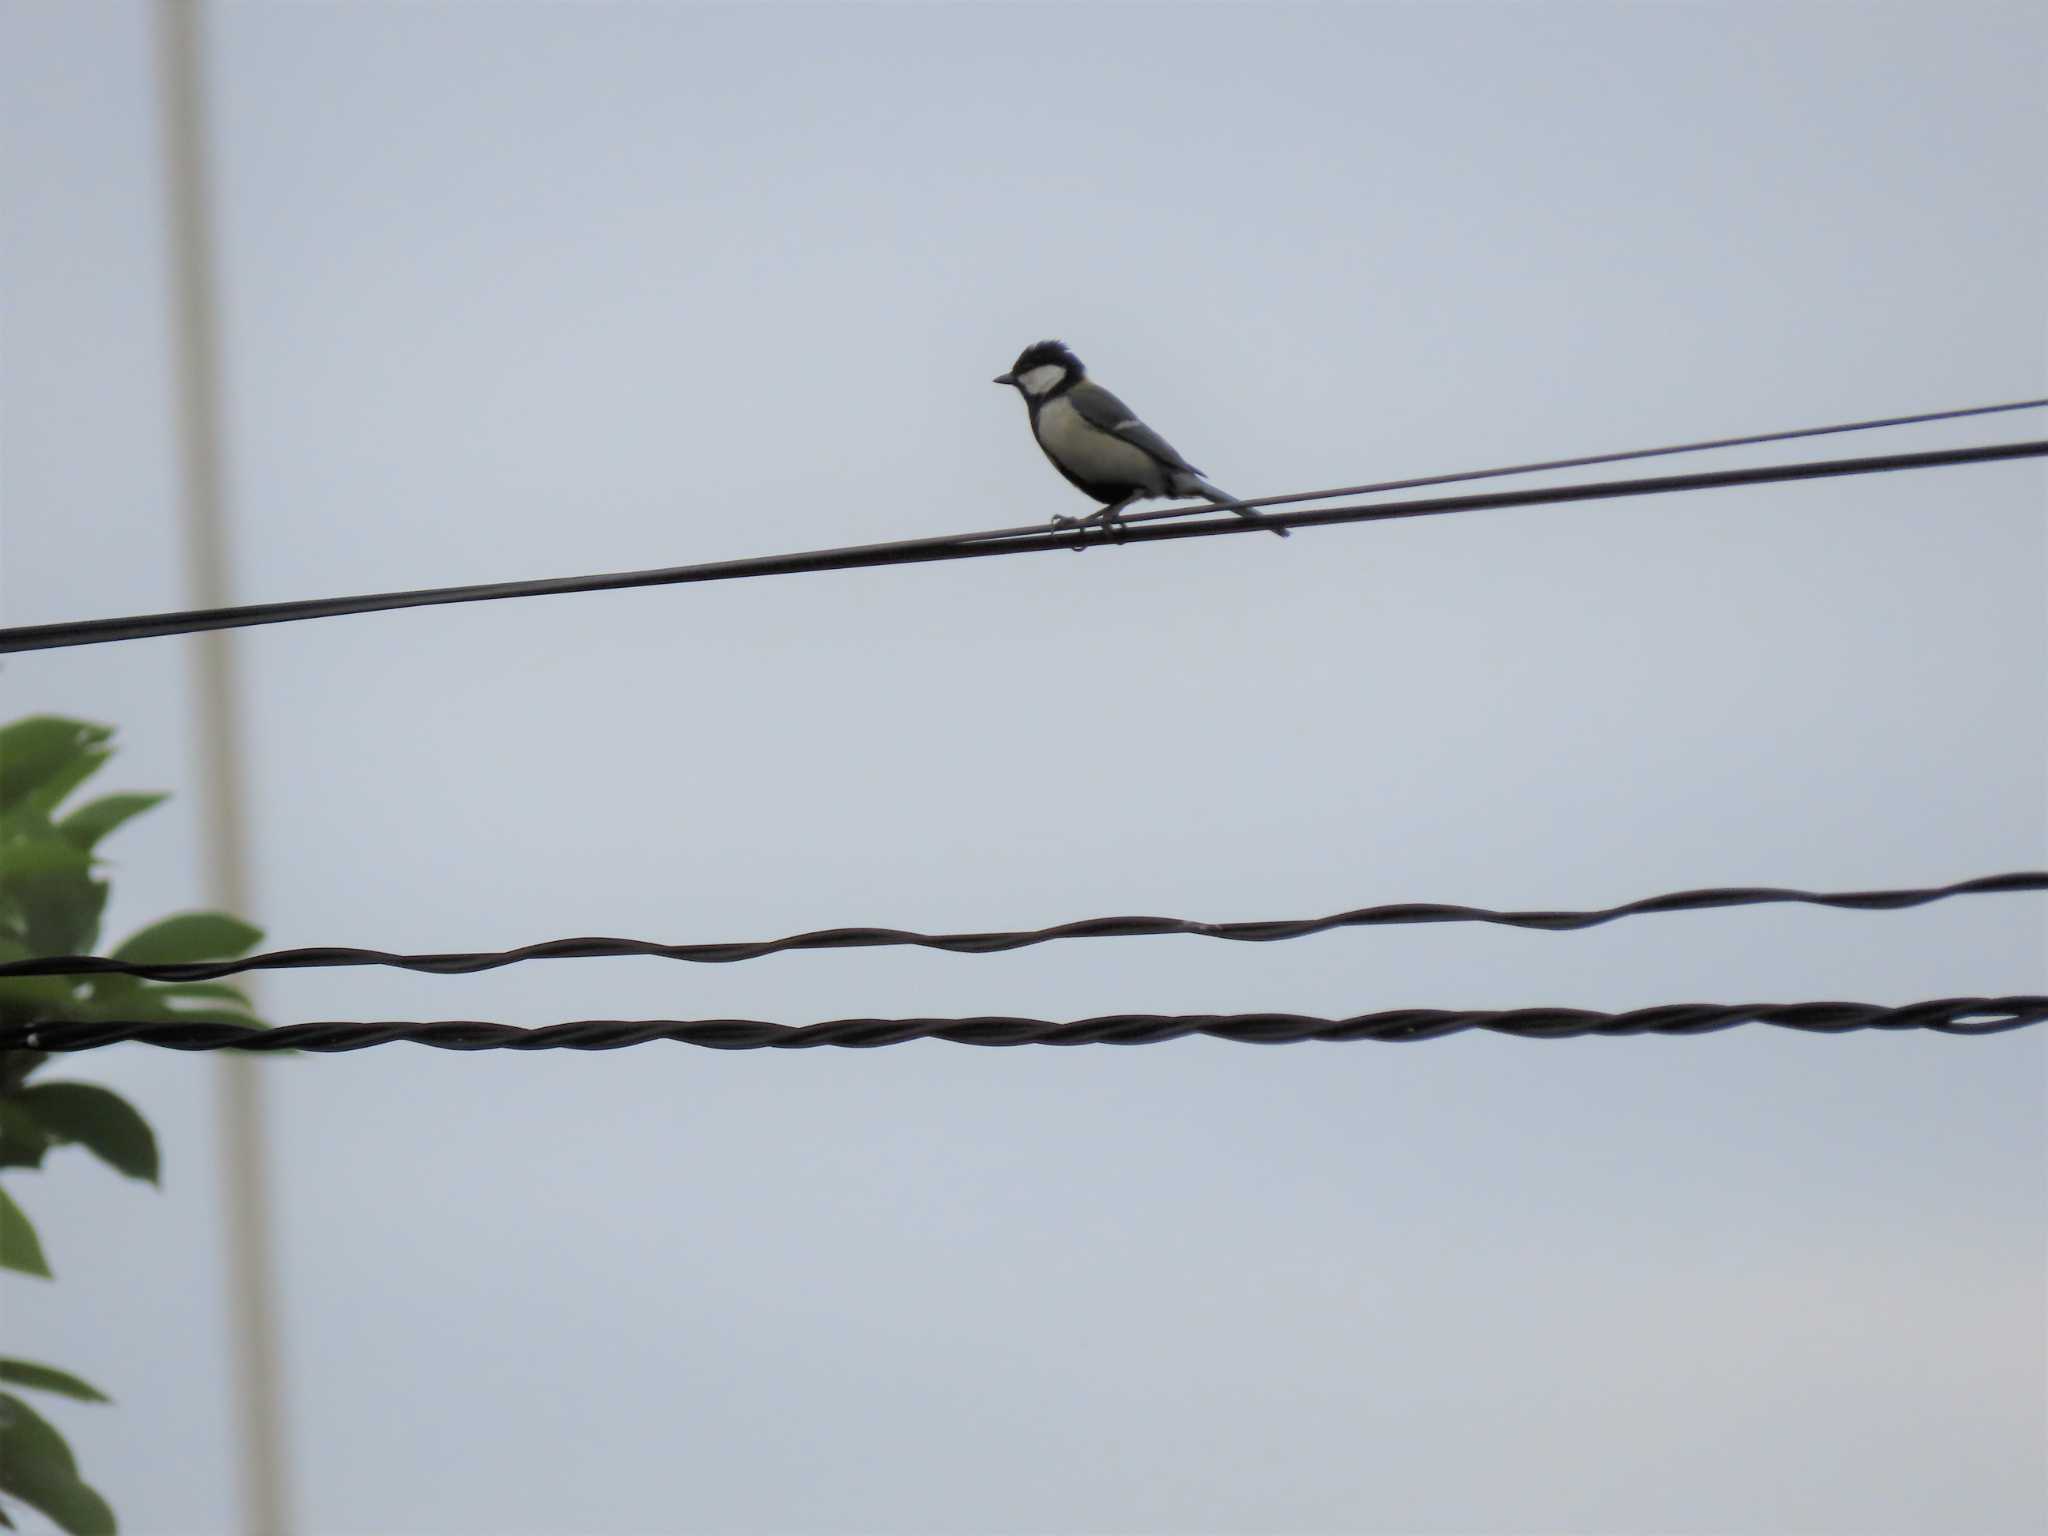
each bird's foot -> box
[1078,505,1132,544]
[1049,513,1090,552]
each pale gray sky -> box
[3,3,2045,1533]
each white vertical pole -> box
[154,3,291,1532]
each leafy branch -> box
[0,717,269,1535]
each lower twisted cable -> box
[6,997,2044,1052]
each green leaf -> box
[56,795,165,857]
[14,1086,157,1185]
[68,991,145,1027]
[0,1393,117,1534]
[143,980,253,1009]
[0,839,108,958]
[110,912,262,967]
[17,751,110,825]
[0,1363,108,1405]
[76,974,137,1011]
[0,976,81,1019]
[0,1104,52,1172]
[0,721,112,818]
[0,1053,47,1097]
[75,987,255,1030]
[0,840,91,883]
[0,1187,50,1278]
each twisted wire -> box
[8,872,2042,984]
[7,998,2043,1052]
[4,437,2041,653]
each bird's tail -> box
[1187,477,1289,538]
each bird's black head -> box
[993,339,1084,398]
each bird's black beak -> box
[992,372,1017,387]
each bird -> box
[992,340,1288,538]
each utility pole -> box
[155,4,291,1531]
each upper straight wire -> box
[3,407,2043,654]
[961,394,2048,539]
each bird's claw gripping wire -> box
[1048,509,1128,550]
[1071,502,1134,545]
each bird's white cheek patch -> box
[1018,364,1068,397]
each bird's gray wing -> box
[1066,380,1201,474]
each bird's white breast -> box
[1033,397,1170,494]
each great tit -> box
[993,340,1288,538]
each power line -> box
[8,997,2044,1052]
[3,437,2041,654]
[9,872,2041,984]
[967,395,2048,539]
